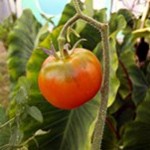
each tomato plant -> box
[1,0,150,150]
[38,48,102,109]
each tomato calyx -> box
[39,38,87,60]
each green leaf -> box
[123,89,150,150]
[94,8,107,23]
[75,8,107,50]
[118,49,148,105]
[107,38,120,107]
[118,9,135,29]
[109,13,126,35]
[106,14,127,106]
[58,3,76,26]
[10,76,31,106]
[75,0,94,33]
[8,125,24,147]
[0,106,7,124]
[51,26,63,50]
[130,66,149,105]
[117,50,135,100]
[34,129,50,136]
[101,116,119,150]
[0,106,10,147]
[133,28,150,38]
[25,98,99,150]
[117,51,135,100]
[7,9,41,83]
[84,0,94,17]
[117,63,132,99]
[27,106,43,123]
[34,23,49,48]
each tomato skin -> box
[38,48,102,110]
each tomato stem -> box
[58,1,110,149]
[91,25,110,150]
[58,14,80,59]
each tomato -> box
[38,48,102,110]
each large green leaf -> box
[107,14,126,107]
[117,45,135,100]
[123,89,150,150]
[130,66,149,105]
[117,61,132,99]
[120,49,149,105]
[58,2,76,26]
[7,9,41,83]
[107,38,120,107]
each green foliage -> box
[7,9,41,84]
[123,89,150,150]
[0,106,11,147]
[0,15,15,45]
[0,1,150,150]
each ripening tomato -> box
[38,48,102,110]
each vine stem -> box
[91,25,109,150]
[58,14,80,58]
[0,117,15,129]
[58,0,110,149]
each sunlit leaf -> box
[133,28,150,38]
[27,106,43,123]
[34,23,49,48]
[34,129,50,136]
[107,38,120,107]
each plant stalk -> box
[58,14,80,59]
[0,117,15,129]
[58,0,110,149]
[91,25,110,150]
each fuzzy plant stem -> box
[58,14,80,58]
[73,0,110,150]
[58,0,110,149]
[91,26,109,150]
